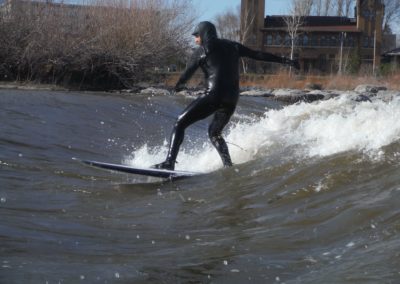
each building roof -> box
[265,15,357,27]
[262,25,360,33]
[264,15,360,33]
[383,47,400,56]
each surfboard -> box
[77,159,200,179]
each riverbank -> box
[134,83,399,105]
[1,77,399,105]
[3,72,399,93]
[164,72,400,91]
[239,73,400,90]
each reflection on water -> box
[1,89,400,283]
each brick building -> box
[241,0,386,73]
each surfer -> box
[153,21,299,170]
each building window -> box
[363,36,369,48]
[345,36,355,47]
[329,35,338,46]
[266,34,273,46]
[320,36,328,46]
[310,35,319,46]
[275,34,282,45]
[284,35,291,46]
[296,35,301,46]
[303,34,309,46]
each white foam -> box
[280,96,400,157]
[125,96,400,171]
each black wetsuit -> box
[154,21,297,170]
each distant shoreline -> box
[1,80,398,106]
[1,72,399,94]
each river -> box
[1,88,400,283]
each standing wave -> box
[125,95,400,171]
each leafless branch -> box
[0,0,197,88]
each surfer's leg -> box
[153,94,217,170]
[208,106,235,168]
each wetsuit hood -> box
[192,21,218,46]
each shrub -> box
[0,0,196,89]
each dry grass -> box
[166,70,400,91]
[239,71,400,90]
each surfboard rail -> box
[75,158,200,179]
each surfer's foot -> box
[151,160,175,170]
[222,158,233,168]
[223,162,233,168]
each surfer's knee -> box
[175,112,191,130]
[174,116,184,131]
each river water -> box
[1,88,400,283]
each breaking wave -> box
[126,95,400,171]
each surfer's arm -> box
[237,43,299,69]
[175,48,203,91]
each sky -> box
[193,0,292,22]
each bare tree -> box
[295,0,314,15]
[323,0,332,15]
[215,7,240,41]
[312,0,353,16]
[336,0,344,16]
[382,0,400,33]
[239,4,256,73]
[344,0,355,17]
[284,0,305,74]
[314,0,322,15]
[334,0,356,17]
